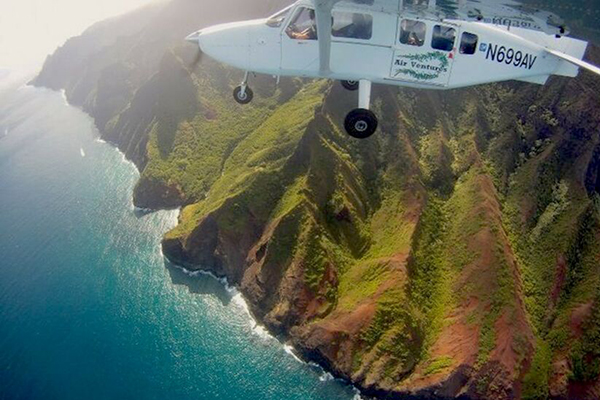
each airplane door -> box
[281,7,320,76]
[390,19,457,87]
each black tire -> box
[340,80,359,91]
[233,86,253,104]
[344,108,378,139]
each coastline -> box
[165,256,366,400]
[35,81,367,400]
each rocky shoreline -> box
[30,0,600,397]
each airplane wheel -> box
[341,80,359,91]
[233,86,253,104]
[344,108,378,139]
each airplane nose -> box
[185,30,202,44]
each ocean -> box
[0,71,358,400]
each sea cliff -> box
[33,1,600,398]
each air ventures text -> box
[394,59,448,73]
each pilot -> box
[407,24,425,46]
[287,9,318,40]
[407,32,419,45]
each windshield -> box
[266,6,292,28]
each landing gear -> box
[233,86,253,104]
[345,109,378,139]
[233,71,253,105]
[343,79,378,139]
[341,80,359,91]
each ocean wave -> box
[167,261,367,398]
[319,371,335,382]
[251,323,272,340]
[283,344,303,363]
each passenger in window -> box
[287,9,318,40]
[400,20,425,46]
[407,32,419,46]
[351,14,371,40]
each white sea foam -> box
[319,371,334,382]
[283,344,303,363]
[251,323,272,340]
[168,261,368,397]
[119,150,136,169]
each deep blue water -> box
[0,72,358,400]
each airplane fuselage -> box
[189,0,586,91]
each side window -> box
[460,32,479,55]
[432,25,456,51]
[286,7,318,40]
[332,11,373,40]
[400,19,426,47]
[266,7,291,28]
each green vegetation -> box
[337,260,392,311]
[569,289,600,382]
[423,356,454,376]
[530,180,570,241]
[34,5,600,393]
[522,340,552,400]
[362,289,423,375]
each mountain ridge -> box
[32,1,600,398]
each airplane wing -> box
[546,49,600,77]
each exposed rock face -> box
[33,0,600,398]
[159,73,600,399]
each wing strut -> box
[313,0,343,74]
[547,49,600,77]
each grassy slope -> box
[34,5,600,393]
[153,53,600,397]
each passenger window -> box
[286,7,318,40]
[332,12,373,40]
[431,25,456,51]
[460,32,479,55]
[400,19,426,47]
[266,7,291,28]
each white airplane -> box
[185,0,600,139]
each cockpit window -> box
[460,32,478,55]
[400,19,426,47]
[286,7,318,40]
[266,7,291,28]
[431,25,456,51]
[332,11,373,40]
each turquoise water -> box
[0,73,358,400]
